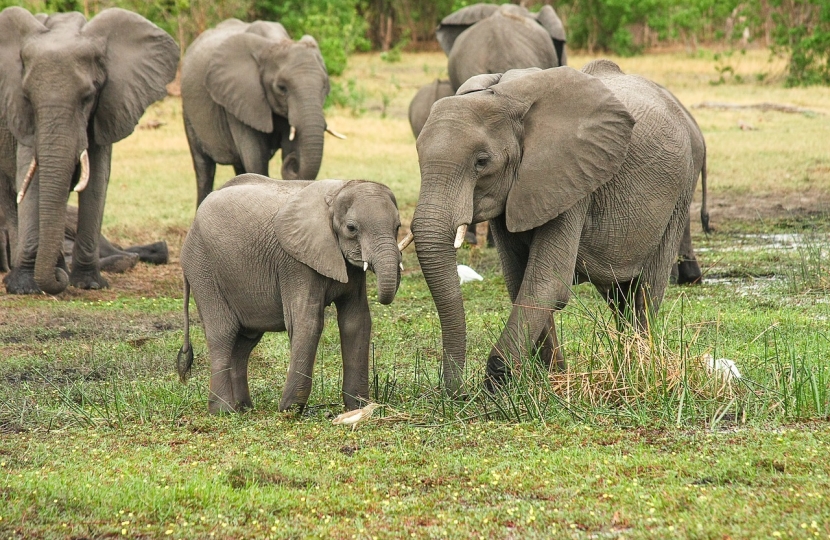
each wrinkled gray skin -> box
[177,175,402,414]
[437,3,567,91]
[410,62,698,394]
[0,7,178,295]
[408,80,454,139]
[182,19,331,206]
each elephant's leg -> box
[490,217,563,370]
[185,117,217,207]
[228,331,263,411]
[233,164,246,176]
[335,283,372,410]
[486,214,583,388]
[674,216,702,285]
[4,145,41,293]
[70,144,111,290]
[97,229,139,273]
[228,116,271,177]
[601,278,647,331]
[279,295,326,412]
[123,241,169,265]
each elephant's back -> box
[449,11,557,89]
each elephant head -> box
[274,180,402,304]
[410,67,634,393]
[436,3,567,66]
[205,29,330,181]
[0,7,178,294]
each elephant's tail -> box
[700,144,711,234]
[177,275,194,383]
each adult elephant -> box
[182,19,339,206]
[408,79,453,139]
[437,3,567,90]
[409,62,698,394]
[0,7,179,295]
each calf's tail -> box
[177,276,194,383]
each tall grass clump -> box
[781,232,829,294]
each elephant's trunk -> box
[283,101,326,180]
[371,241,401,305]
[411,199,467,395]
[34,146,77,294]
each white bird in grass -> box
[332,403,382,430]
[704,354,742,381]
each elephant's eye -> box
[475,154,490,171]
[277,84,288,94]
[346,223,357,233]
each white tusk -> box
[16,157,38,204]
[289,125,296,141]
[363,261,368,272]
[326,127,346,139]
[73,149,90,193]
[397,231,414,252]
[454,224,468,249]
[399,262,404,271]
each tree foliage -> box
[2,0,827,85]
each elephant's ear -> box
[457,68,542,95]
[273,180,349,283]
[205,32,275,133]
[436,3,500,55]
[0,7,47,146]
[494,67,635,233]
[533,6,567,66]
[83,8,179,145]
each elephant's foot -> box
[484,354,511,393]
[124,241,169,265]
[3,266,41,294]
[208,395,252,415]
[99,252,139,274]
[676,259,703,285]
[69,265,109,290]
[278,395,307,414]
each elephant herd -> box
[0,4,712,414]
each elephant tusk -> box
[454,224,468,249]
[74,149,90,193]
[398,231,414,251]
[289,125,296,141]
[400,262,404,271]
[16,157,38,204]
[363,261,369,272]
[326,127,346,139]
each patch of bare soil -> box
[691,187,830,232]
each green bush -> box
[255,0,370,76]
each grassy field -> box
[1,50,829,539]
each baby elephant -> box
[177,174,403,414]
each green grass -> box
[2,49,830,538]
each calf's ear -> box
[274,180,349,283]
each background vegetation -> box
[2,0,828,83]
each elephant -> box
[408,79,454,139]
[182,19,340,207]
[176,174,404,414]
[437,3,567,91]
[1,117,168,274]
[409,61,699,394]
[0,7,179,295]
[423,3,567,246]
